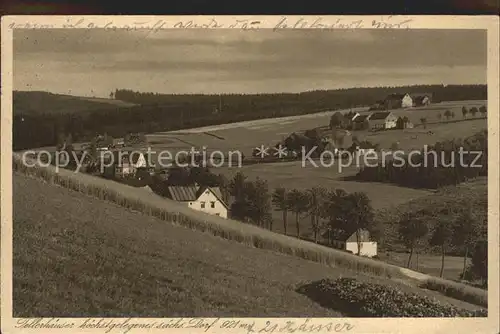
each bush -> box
[297,278,487,317]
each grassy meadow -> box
[13,173,485,316]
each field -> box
[13,173,484,316]
[378,252,466,281]
[145,100,487,156]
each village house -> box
[331,228,378,258]
[165,184,229,218]
[383,93,432,110]
[367,111,398,131]
[384,93,413,109]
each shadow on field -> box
[295,281,355,317]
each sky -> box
[13,28,487,97]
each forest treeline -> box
[13,84,486,150]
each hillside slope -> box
[13,174,482,317]
[13,91,135,115]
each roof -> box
[369,111,392,120]
[353,114,369,123]
[167,185,199,201]
[332,228,371,242]
[167,185,229,209]
[196,186,229,209]
[331,229,352,241]
[385,93,407,100]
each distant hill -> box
[13,91,136,115]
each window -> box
[210,201,215,208]
[216,213,220,216]
[201,202,206,208]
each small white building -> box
[331,228,377,258]
[166,184,228,218]
[384,93,413,109]
[401,94,414,108]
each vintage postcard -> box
[1,15,499,334]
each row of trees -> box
[434,105,487,123]
[224,172,377,254]
[398,203,487,284]
[419,105,487,128]
[355,130,488,189]
[460,105,487,119]
[271,187,377,248]
[13,85,487,150]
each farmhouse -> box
[166,184,229,218]
[367,111,398,130]
[331,228,377,258]
[384,93,413,109]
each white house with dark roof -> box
[384,93,413,109]
[166,184,228,218]
[331,228,377,258]
[367,111,398,130]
